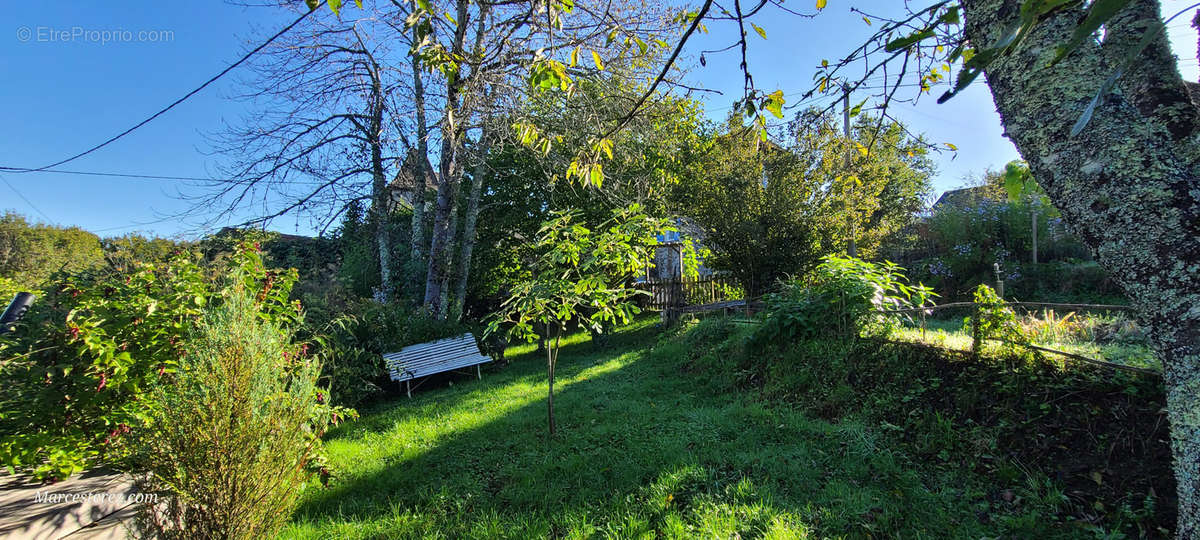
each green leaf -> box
[570,46,579,67]
[885,29,935,52]
[1052,0,1130,64]
[751,23,767,40]
[764,90,785,118]
[849,98,866,117]
[1003,172,1025,201]
[327,0,342,13]
[1070,0,1182,135]
[589,164,604,187]
[938,6,960,25]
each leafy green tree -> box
[101,234,184,268]
[486,205,666,435]
[465,86,710,315]
[0,212,104,288]
[675,113,931,295]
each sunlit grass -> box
[281,317,1103,539]
[891,316,1160,371]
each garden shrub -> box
[134,279,353,539]
[755,255,934,344]
[0,276,39,303]
[0,250,212,479]
[963,284,1026,352]
[306,299,467,406]
[0,242,322,480]
[1007,261,1123,302]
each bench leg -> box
[406,380,411,399]
[477,364,482,380]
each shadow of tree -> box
[287,322,989,538]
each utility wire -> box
[1,175,53,223]
[0,167,221,182]
[4,2,324,174]
[89,215,188,234]
[0,166,320,185]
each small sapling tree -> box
[486,204,667,436]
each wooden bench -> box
[384,333,491,397]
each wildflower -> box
[103,424,131,445]
[97,372,108,391]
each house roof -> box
[930,185,994,211]
[388,149,435,192]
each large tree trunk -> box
[409,55,430,293]
[438,175,461,315]
[962,0,1200,535]
[423,135,461,317]
[452,125,494,319]
[366,63,392,303]
[422,0,472,318]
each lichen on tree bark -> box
[961,0,1200,535]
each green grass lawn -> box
[282,319,1145,539]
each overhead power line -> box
[0,166,359,186]
[1,175,54,223]
[3,2,324,174]
[0,166,222,182]
[89,215,188,234]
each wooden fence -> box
[635,276,740,310]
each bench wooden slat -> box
[384,333,491,384]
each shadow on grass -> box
[286,320,1000,538]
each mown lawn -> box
[282,318,1151,539]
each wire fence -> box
[883,301,1156,376]
[662,294,1155,377]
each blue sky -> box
[2,1,1198,239]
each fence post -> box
[970,300,981,355]
[920,308,927,340]
[993,263,1005,298]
